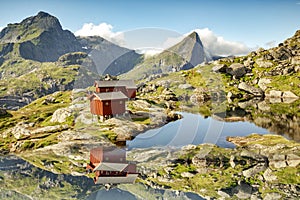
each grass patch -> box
[132,117,151,125]
[19,132,60,151]
[274,167,300,184]
[0,91,71,131]
[101,130,117,142]
[243,134,300,147]
[268,74,300,96]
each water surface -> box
[127,112,270,149]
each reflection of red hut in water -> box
[86,147,138,184]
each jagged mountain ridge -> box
[0,11,82,62]
[121,31,209,79]
[0,11,141,74]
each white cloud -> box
[75,24,251,56]
[192,28,251,56]
[75,22,125,46]
[136,48,164,57]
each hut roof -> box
[94,80,136,89]
[93,91,128,101]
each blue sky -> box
[1,0,300,53]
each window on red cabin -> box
[120,101,123,104]
[105,102,109,106]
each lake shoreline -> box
[129,134,300,199]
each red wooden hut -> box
[94,80,137,99]
[120,80,137,99]
[89,91,128,120]
[86,147,138,184]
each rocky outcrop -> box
[178,83,194,90]
[58,52,92,67]
[138,82,179,109]
[103,73,118,81]
[258,78,271,91]
[190,88,211,104]
[50,108,73,123]
[160,88,178,101]
[212,64,227,73]
[226,63,247,78]
[214,29,300,103]
[271,46,292,60]
[2,122,69,140]
[238,82,264,97]
[0,71,79,110]
[255,58,273,68]
[0,43,14,59]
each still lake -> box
[127,112,272,149]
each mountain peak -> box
[0,11,82,62]
[20,11,62,32]
[0,11,63,44]
[37,11,52,17]
[187,31,201,44]
[166,31,206,69]
[187,31,198,38]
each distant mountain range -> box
[0,11,260,110]
[0,11,213,109]
[0,11,142,75]
[0,11,211,78]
